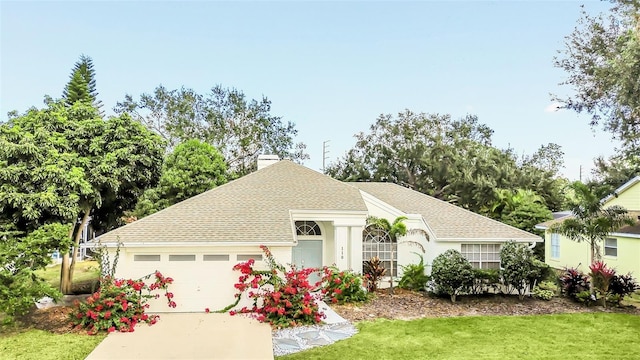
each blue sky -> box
[1,1,618,180]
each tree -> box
[554,0,640,152]
[131,139,228,218]
[500,241,536,300]
[115,85,308,176]
[587,152,640,199]
[0,224,70,318]
[484,189,553,235]
[365,216,427,294]
[62,54,103,111]
[430,249,474,303]
[550,181,635,264]
[0,101,164,294]
[327,110,566,213]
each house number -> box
[341,247,344,259]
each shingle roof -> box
[536,211,640,236]
[350,182,540,241]
[99,160,367,244]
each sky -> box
[0,0,620,180]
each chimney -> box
[257,154,280,170]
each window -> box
[295,221,322,236]
[461,244,501,269]
[550,233,560,259]
[169,254,196,261]
[134,255,160,262]
[362,225,397,276]
[605,238,618,257]
[237,254,262,261]
[203,254,230,261]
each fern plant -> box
[398,253,429,291]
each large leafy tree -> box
[327,110,566,213]
[115,85,308,176]
[0,101,164,294]
[550,182,635,264]
[62,54,103,111]
[554,0,640,153]
[587,152,640,199]
[484,189,553,235]
[131,139,228,219]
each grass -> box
[35,260,100,289]
[279,313,640,360]
[0,329,105,360]
[622,291,640,308]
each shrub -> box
[469,269,500,295]
[533,281,557,301]
[363,256,387,292]
[431,249,474,302]
[609,273,639,305]
[576,290,596,306]
[70,272,175,335]
[398,254,429,292]
[527,259,554,288]
[500,241,537,300]
[221,245,325,328]
[559,267,590,300]
[589,261,616,307]
[321,266,368,304]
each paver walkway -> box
[272,300,358,356]
[85,313,273,359]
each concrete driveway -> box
[85,313,273,360]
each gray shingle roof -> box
[350,182,540,241]
[99,160,367,244]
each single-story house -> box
[536,176,640,276]
[96,157,541,312]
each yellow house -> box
[536,176,640,276]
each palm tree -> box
[550,182,634,264]
[365,216,428,294]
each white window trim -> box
[604,238,618,258]
[550,233,560,259]
[461,244,501,270]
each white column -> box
[334,226,349,270]
[350,226,364,273]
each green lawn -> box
[279,313,640,360]
[35,261,100,289]
[0,329,105,360]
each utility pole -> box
[322,140,330,173]
[579,165,582,182]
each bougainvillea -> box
[321,266,368,304]
[218,245,326,328]
[70,271,175,335]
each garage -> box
[119,249,266,313]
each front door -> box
[292,240,323,284]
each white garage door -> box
[127,252,263,313]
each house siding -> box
[544,232,640,276]
[603,181,640,210]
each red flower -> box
[229,310,237,316]
[108,326,116,333]
[205,308,210,313]
[121,301,128,311]
[302,307,312,315]
[104,311,112,319]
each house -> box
[536,176,640,276]
[96,157,541,312]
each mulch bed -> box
[6,289,638,334]
[332,288,640,322]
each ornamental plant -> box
[559,267,590,300]
[321,266,368,304]
[430,249,474,302]
[589,261,616,308]
[398,253,429,292]
[70,271,175,335]
[609,273,639,305]
[219,245,325,328]
[500,241,537,300]
[363,256,387,292]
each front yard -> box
[0,329,105,360]
[280,313,640,359]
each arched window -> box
[362,225,397,276]
[295,221,322,236]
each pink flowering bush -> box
[70,271,175,335]
[321,266,368,304]
[219,245,325,328]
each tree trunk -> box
[60,208,91,295]
[59,225,76,294]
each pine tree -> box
[62,54,103,111]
